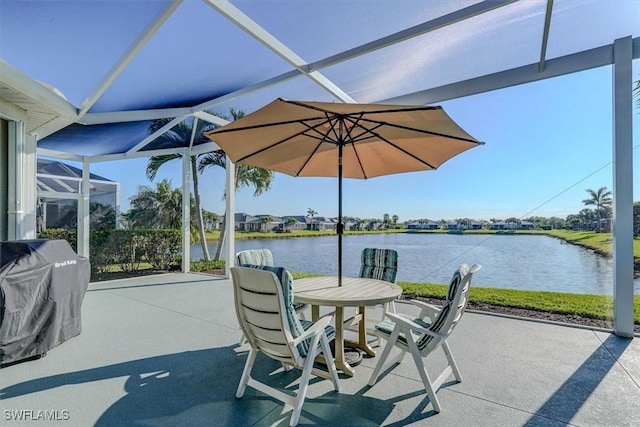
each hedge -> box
[38,228,182,274]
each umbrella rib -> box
[295,114,336,175]
[356,116,483,144]
[362,126,440,169]
[342,114,370,179]
[236,117,335,163]
[285,99,442,116]
[210,116,331,135]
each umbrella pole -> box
[338,141,343,287]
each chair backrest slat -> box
[231,265,319,362]
[231,267,301,363]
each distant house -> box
[505,221,519,230]
[251,215,282,232]
[490,221,506,230]
[407,220,439,230]
[447,221,459,230]
[520,220,535,230]
[279,215,307,231]
[36,159,119,231]
[234,212,259,231]
[308,216,336,231]
[469,220,482,230]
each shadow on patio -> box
[1,273,639,426]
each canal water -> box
[192,233,639,295]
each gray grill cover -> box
[0,239,90,366]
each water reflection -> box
[192,234,639,295]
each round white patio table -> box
[294,276,402,377]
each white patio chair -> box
[236,249,308,346]
[368,263,481,413]
[231,266,340,427]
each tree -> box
[458,218,471,229]
[90,202,117,231]
[383,213,391,229]
[122,179,196,237]
[285,217,297,232]
[202,210,219,231]
[307,208,318,231]
[259,215,274,232]
[146,117,215,260]
[197,108,274,260]
[392,215,399,227]
[582,186,612,232]
[578,208,595,229]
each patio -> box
[2,273,639,426]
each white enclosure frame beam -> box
[538,0,554,73]
[382,42,632,105]
[78,0,182,117]
[126,115,187,154]
[205,0,355,103]
[181,153,191,272]
[611,36,634,338]
[76,0,517,129]
[224,155,235,277]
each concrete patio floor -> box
[1,273,639,426]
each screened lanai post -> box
[23,132,37,239]
[612,36,634,338]
[224,154,235,277]
[181,152,191,273]
[78,157,90,258]
[6,121,36,240]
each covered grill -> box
[0,239,90,367]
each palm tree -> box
[383,213,391,229]
[197,150,274,259]
[197,109,274,260]
[146,117,215,260]
[392,215,399,227]
[202,210,219,232]
[582,186,612,232]
[285,217,297,232]
[307,208,318,230]
[259,215,273,232]
[123,179,185,230]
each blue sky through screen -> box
[85,63,640,223]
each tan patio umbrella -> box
[205,98,483,285]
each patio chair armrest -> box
[292,316,332,345]
[384,312,446,341]
[409,299,442,318]
[384,312,430,334]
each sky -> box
[84,63,640,223]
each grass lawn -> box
[399,280,640,324]
[290,271,640,325]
